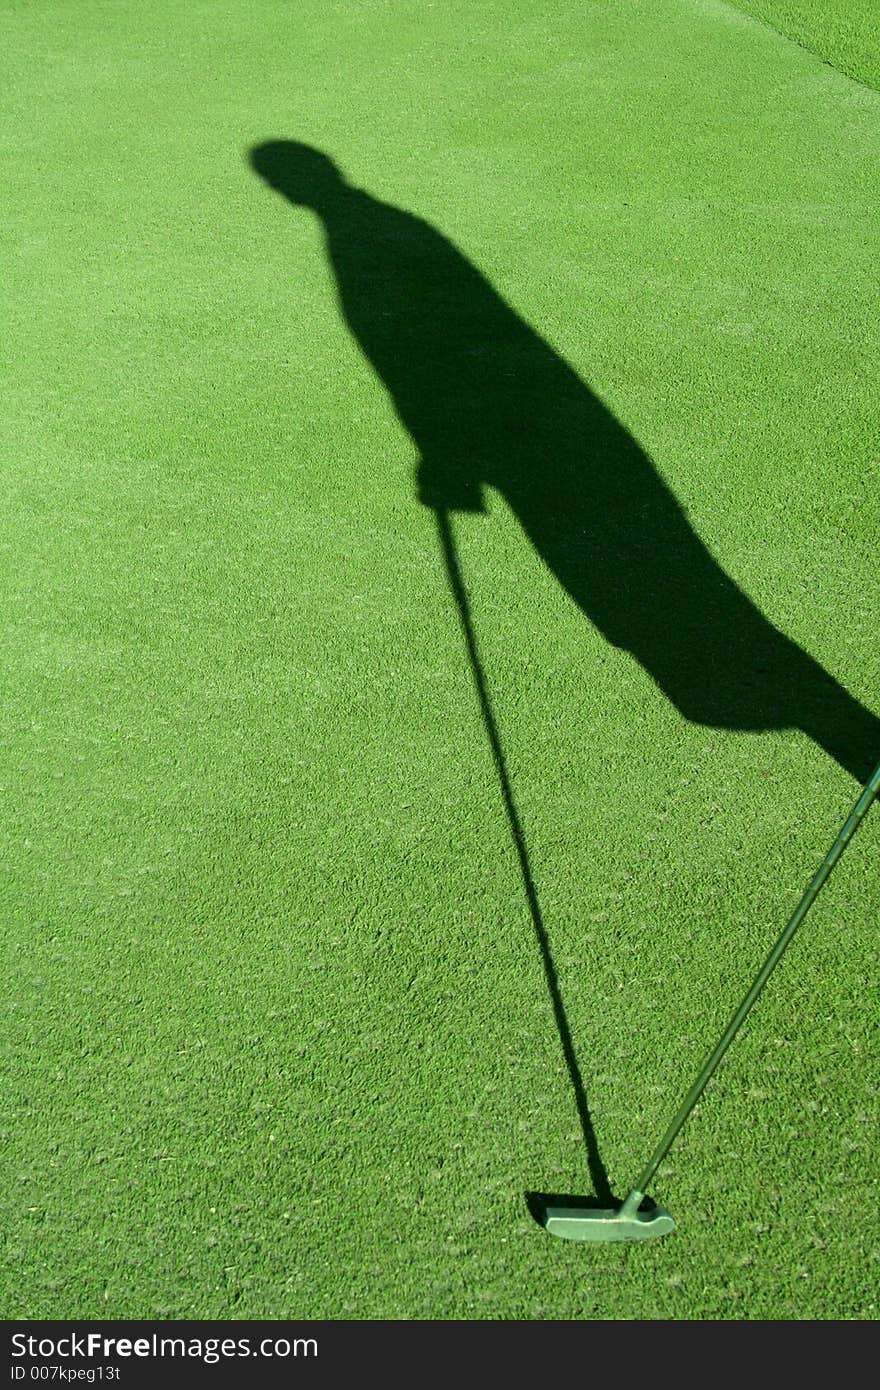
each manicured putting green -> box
[2,0,878,1319]
[732,1,880,90]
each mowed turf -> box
[2,0,878,1319]
[731,0,880,91]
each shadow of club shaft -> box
[434,507,612,1203]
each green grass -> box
[2,0,879,1320]
[729,0,880,90]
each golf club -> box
[545,755,880,1241]
[433,505,878,1243]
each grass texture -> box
[2,0,879,1320]
[730,0,880,90]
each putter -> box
[432,506,878,1244]
[544,756,880,1241]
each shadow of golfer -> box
[250,140,879,784]
[249,139,880,1203]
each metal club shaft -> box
[635,758,880,1197]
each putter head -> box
[541,1189,675,1243]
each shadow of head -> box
[249,140,345,208]
[524,1189,662,1228]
